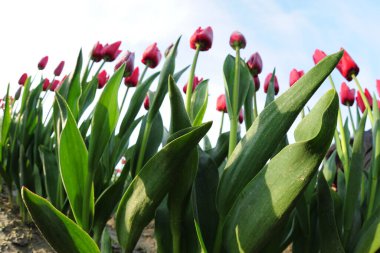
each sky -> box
[1,0,379,144]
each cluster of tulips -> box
[1,25,380,253]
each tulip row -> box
[1,26,380,253]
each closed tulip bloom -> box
[91,42,104,62]
[50,80,60,91]
[14,87,22,100]
[124,67,139,87]
[54,61,65,76]
[313,49,327,65]
[190,26,213,51]
[340,82,355,106]
[144,95,150,110]
[247,52,263,76]
[183,76,203,94]
[141,43,162,68]
[102,41,122,62]
[97,70,109,89]
[253,76,260,91]
[356,89,372,113]
[115,51,135,77]
[336,48,359,81]
[42,78,50,91]
[289,68,304,87]
[377,80,380,97]
[264,73,279,95]
[230,31,246,49]
[216,94,227,113]
[38,56,49,70]
[18,73,28,86]
[238,110,244,124]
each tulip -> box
[356,88,373,113]
[216,94,227,113]
[339,82,355,106]
[18,73,28,86]
[141,43,162,68]
[336,48,359,81]
[289,68,304,87]
[312,49,327,65]
[102,41,122,62]
[54,61,65,76]
[253,76,260,91]
[91,42,104,62]
[144,95,150,110]
[42,78,50,91]
[97,70,109,89]
[115,51,135,77]
[238,110,244,124]
[50,80,60,91]
[14,87,22,100]
[183,76,203,94]
[247,52,263,77]
[376,80,380,98]
[230,31,246,50]
[264,73,279,95]
[124,67,139,87]
[38,56,49,70]
[190,26,213,51]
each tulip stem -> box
[186,45,200,116]
[348,106,356,131]
[219,112,225,135]
[140,65,149,85]
[136,120,152,174]
[352,74,374,125]
[94,61,106,78]
[253,85,258,119]
[81,59,94,84]
[120,86,130,112]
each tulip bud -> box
[289,68,304,87]
[38,56,49,70]
[356,89,373,113]
[190,26,213,51]
[144,95,150,110]
[229,31,246,50]
[97,70,109,89]
[247,52,263,76]
[312,49,327,65]
[91,42,104,62]
[253,76,260,91]
[124,67,139,87]
[238,110,244,124]
[183,76,203,94]
[42,78,50,91]
[54,61,65,76]
[141,43,162,68]
[102,41,122,62]
[50,80,60,91]
[14,87,22,100]
[264,73,279,95]
[18,73,28,86]
[339,82,355,106]
[216,94,227,113]
[336,48,359,81]
[115,51,135,77]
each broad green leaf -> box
[222,89,339,252]
[322,151,337,186]
[66,50,83,119]
[216,51,343,219]
[20,76,32,114]
[100,228,112,253]
[78,77,98,118]
[206,132,229,166]
[191,80,209,126]
[155,197,173,253]
[21,187,100,253]
[0,85,11,161]
[264,69,276,107]
[115,122,212,252]
[39,146,59,207]
[243,77,254,130]
[353,206,380,253]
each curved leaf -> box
[66,49,83,119]
[191,80,209,126]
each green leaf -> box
[78,77,98,118]
[243,77,254,130]
[39,146,59,207]
[20,76,32,114]
[222,89,339,252]
[21,187,100,253]
[264,68,276,107]
[216,51,343,219]
[353,206,380,253]
[0,85,11,160]
[191,80,209,126]
[322,151,337,186]
[66,50,83,120]
[173,65,190,83]
[115,122,212,252]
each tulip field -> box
[1,26,380,253]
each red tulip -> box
[264,73,279,95]
[190,26,213,51]
[97,70,109,89]
[253,76,260,91]
[183,76,203,94]
[247,52,263,77]
[42,78,50,91]
[54,61,65,76]
[289,68,304,87]
[18,73,28,86]
[313,49,327,65]
[91,42,104,62]
[50,80,60,91]
[144,95,150,110]
[230,31,246,49]
[216,94,227,113]
[238,110,244,124]
[376,80,380,98]
[115,51,135,77]
[141,43,162,68]
[124,67,139,87]
[336,48,359,81]
[102,41,122,62]
[356,89,373,113]
[339,82,355,106]
[38,56,49,70]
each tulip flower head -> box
[42,78,50,91]
[216,94,227,113]
[264,73,279,95]
[18,73,28,86]
[97,70,109,89]
[91,42,104,62]
[356,89,373,113]
[183,76,204,94]
[253,76,260,91]
[102,41,122,62]
[336,48,359,81]
[289,68,304,87]
[190,26,213,51]
[340,82,355,106]
[115,51,135,77]
[50,80,60,91]
[14,87,22,100]
[38,56,49,70]
[313,49,327,65]
[141,43,162,68]
[376,80,380,98]
[144,95,150,110]
[124,67,139,87]
[238,110,244,124]
[54,61,65,76]
[247,52,263,77]
[229,31,246,50]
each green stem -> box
[135,120,152,174]
[120,87,130,112]
[186,45,201,115]
[347,106,356,132]
[253,86,258,119]
[41,76,55,102]
[81,59,93,85]
[219,112,225,136]
[43,106,53,125]
[352,74,374,125]
[140,65,148,85]
[94,61,106,78]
